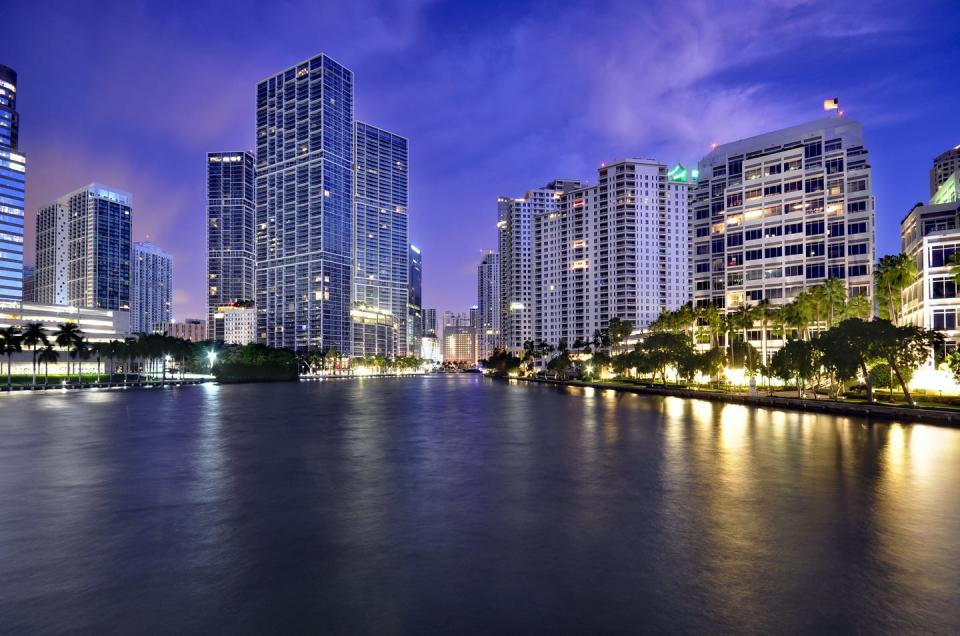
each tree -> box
[875,253,917,325]
[547,353,571,379]
[871,319,943,406]
[843,294,873,321]
[0,326,23,389]
[21,323,48,386]
[698,348,726,386]
[822,278,847,328]
[729,303,757,369]
[38,345,58,386]
[782,293,813,340]
[769,338,818,398]
[54,322,83,379]
[641,332,691,385]
[815,319,882,402]
[608,317,633,353]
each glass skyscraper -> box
[36,184,132,310]
[0,64,26,303]
[131,241,172,334]
[407,244,422,357]
[352,121,409,357]
[207,151,255,341]
[256,54,354,352]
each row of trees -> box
[0,322,199,389]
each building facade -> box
[407,244,423,358]
[223,306,257,345]
[352,121,409,357]
[207,151,255,341]
[691,117,875,358]
[0,64,25,303]
[131,241,172,334]
[164,318,207,342]
[21,264,35,302]
[931,145,960,198]
[498,180,584,354]
[424,307,437,336]
[476,250,500,359]
[36,183,132,311]
[533,159,689,347]
[256,54,354,353]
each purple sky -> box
[5,0,960,319]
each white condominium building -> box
[533,159,690,347]
[476,250,500,360]
[131,241,172,334]
[223,306,257,345]
[691,118,875,326]
[497,180,584,354]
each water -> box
[1,376,959,633]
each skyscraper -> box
[691,117,875,360]
[476,250,500,359]
[36,184,132,310]
[21,264,35,302]
[0,64,25,303]
[352,121,409,357]
[207,151,255,341]
[407,244,423,358]
[131,241,172,334]
[256,54,354,353]
[424,307,437,336]
[533,159,690,346]
[931,145,960,197]
[498,180,584,354]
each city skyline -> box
[3,1,960,319]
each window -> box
[805,199,824,215]
[828,243,844,259]
[729,159,742,177]
[727,272,743,286]
[745,167,762,180]
[727,253,743,266]
[745,188,762,201]
[696,208,710,220]
[848,242,868,256]
[765,267,782,279]
[806,263,826,279]
[696,262,710,273]
[712,238,724,254]
[746,249,763,261]
[848,179,868,193]
[848,264,868,277]
[932,277,957,299]
[746,269,763,281]
[805,141,822,159]
[764,246,782,259]
[764,204,781,217]
[745,229,762,241]
[848,221,867,235]
[933,309,957,331]
[805,177,824,193]
[764,184,782,196]
[784,159,802,172]
[828,265,845,279]
[766,288,784,300]
[828,221,845,237]
[785,243,803,256]
[848,200,867,213]
[765,164,782,176]
[785,265,803,277]
[806,221,825,236]
[727,192,743,207]
[783,180,803,193]
[785,202,804,215]
[785,222,803,235]
[695,281,711,291]
[695,227,709,237]
[696,243,711,255]
[747,289,763,301]
[825,139,842,152]
[930,244,960,267]
[826,158,844,174]
[727,233,743,247]
[764,225,783,238]
[806,242,825,257]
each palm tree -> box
[38,345,58,386]
[730,303,757,370]
[21,322,48,386]
[54,322,82,379]
[0,326,23,389]
[784,293,813,341]
[755,299,772,368]
[875,253,917,325]
[823,278,847,328]
[69,338,89,385]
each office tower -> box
[424,307,437,336]
[407,244,423,357]
[498,179,584,354]
[691,117,875,357]
[533,159,690,347]
[352,121,409,357]
[441,311,477,365]
[477,250,500,359]
[901,175,960,358]
[36,184,132,310]
[21,265,35,302]
[131,241,172,334]
[162,318,207,342]
[207,151,255,342]
[931,145,960,197]
[0,64,25,303]
[256,54,354,353]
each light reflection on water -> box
[0,377,958,633]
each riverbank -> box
[1,378,210,393]
[516,376,960,426]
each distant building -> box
[223,306,257,345]
[477,250,500,359]
[36,183,132,311]
[902,171,960,358]
[207,151,255,342]
[21,265,35,302]
[424,308,437,336]
[131,242,172,335]
[407,245,423,358]
[498,180,584,354]
[164,319,207,343]
[931,145,960,198]
[442,310,477,365]
[0,64,25,303]
[420,334,441,363]
[352,122,409,357]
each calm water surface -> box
[1,376,959,633]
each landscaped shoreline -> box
[514,376,960,427]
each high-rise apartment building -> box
[476,250,500,359]
[131,241,172,334]
[497,180,584,354]
[533,159,690,346]
[207,151,255,341]
[0,64,25,303]
[424,307,437,336]
[256,54,354,353]
[691,117,875,358]
[352,121,409,357]
[36,184,132,310]
[407,244,423,357]
[931,145,960,197]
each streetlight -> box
[207,350,217,365]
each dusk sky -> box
[5,0,960,319]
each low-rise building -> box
[223,306,257,345]
[162,318,207,343]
